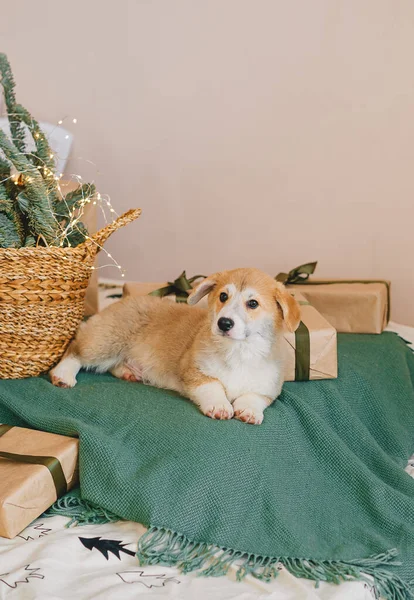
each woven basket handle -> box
[88,208,142,249]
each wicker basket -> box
[0,208,141,379]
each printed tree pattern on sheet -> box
[18,523,52,541]
[117,570,180,588]
[0,564,44,589]
[79,536,136,560]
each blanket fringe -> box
[137,527,414,600]
[43,498,413,600]
[44,493,120,527]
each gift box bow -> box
[0,424,67,498]
[149,271,206,302]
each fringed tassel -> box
[40,498,414,600]
[43,492,120,527]
[138,527,414,600]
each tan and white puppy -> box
[50,268,300,425]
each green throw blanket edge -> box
[45,472,414,599]
[6,332,412,600]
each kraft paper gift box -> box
[276,263,390,334]
[288,282,390,334]
[123,283,337,382]
[283,291,337,382]
[59,180,98,316]
[0,425,79,538]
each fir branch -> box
[0,210,21,248]
[64,221,88,247]
[0,53,26,153]
[0,182,25,245]
[55,183,96,218]
[0,129,59,245]
[12,103,59,203]
[0,155,11,180]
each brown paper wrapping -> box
[59,180,98,316]
[123,284,337,382]
[283,291,337,382]
[0,427,79,538]
[289,281,390,334]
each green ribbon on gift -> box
[276,262,391,322]
[0,424,67,499]
[295,320,310,381]
[275,262,318,285]
[149,271,206,303]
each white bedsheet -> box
[0,311,412,600]
[0,516,375,600]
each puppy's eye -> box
[247,299,259,309]
[219,292,228,303]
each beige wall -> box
[1,1,413,324]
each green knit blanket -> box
[0,333,413,599]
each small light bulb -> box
[92,201,97,205]
[110,209,115,213]
[72,118,77,124]
[91,266,95,270]
[65,135,69,139]
[107,254,112,258]
[50,153,54,159]
[121,273,125,277]
[117,265,122,269]
[58,120,63,125]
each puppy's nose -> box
[218,317,234,332]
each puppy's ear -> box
[274,282,301,332]
[187,274,219,305]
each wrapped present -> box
[123,271,208,308]
[276,262,390,334]
[0,425,78,538]
[283,291,337,382]
[123,280,337,382]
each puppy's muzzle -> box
[217,317,234,332]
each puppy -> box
[50,268,300,425]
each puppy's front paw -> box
[233,395,267,425]
[201,401,234,420]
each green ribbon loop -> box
[275,262,318,285]
[294,321,310,381]
[149,271,206,303]
[0,425,68,499]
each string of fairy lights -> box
[0,114,126,278]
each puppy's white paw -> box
[233,395,268,425]
[203,403,234,420]
[201,401,234,420]
[190,381,234,420]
